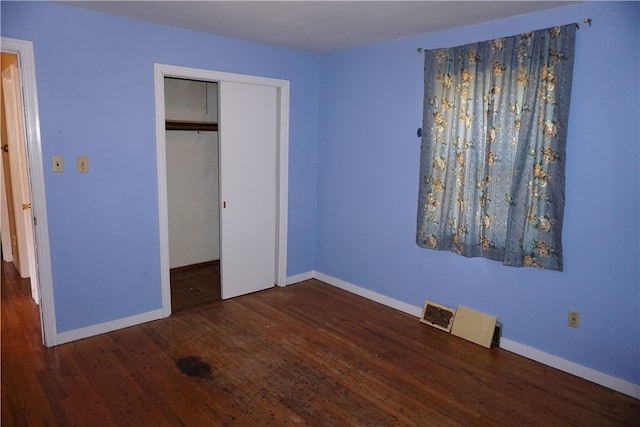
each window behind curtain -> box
[416,25,576,271]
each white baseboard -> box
[56,309,166,345]
[301,270,639,399]
[286,270,315,285]
[499,338,640,399]
[314,271,423,317]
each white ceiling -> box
[58,1,581,53]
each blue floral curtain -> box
[417,25,576,271]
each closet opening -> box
[164,77,221,311]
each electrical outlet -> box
[567,310,581,328]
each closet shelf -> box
[165,120,218,132]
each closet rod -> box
[165,120,218,132]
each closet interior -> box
[164,77,221,311]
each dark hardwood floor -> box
[2,261,639,426]
[170,261,221,312]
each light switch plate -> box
[52,155,63,172]
[77,156,88,172]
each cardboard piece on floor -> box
[450,305,497,348]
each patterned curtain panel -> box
[417,25,576,271]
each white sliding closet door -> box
[219,82,277,299]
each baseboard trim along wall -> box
[287,270,640,399]
[313,271,423,318]
[56,309,166,346]
[499,338,640,399]
[285,270,315,286]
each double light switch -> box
[51,155,89,172]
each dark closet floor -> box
[170,261,221,312]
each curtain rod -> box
[416,18,592,53]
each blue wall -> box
[3,1,638,386]
[1,1,319,332]
[317,1,639,384]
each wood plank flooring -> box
[170,261,221,312]
[2,261,639,426]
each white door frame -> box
[154,63,289,316]
[2,52,37,285]
[1,37,57,346]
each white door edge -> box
[1,37,57,346]
[2,59,36,285]
[153,63,289,316]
